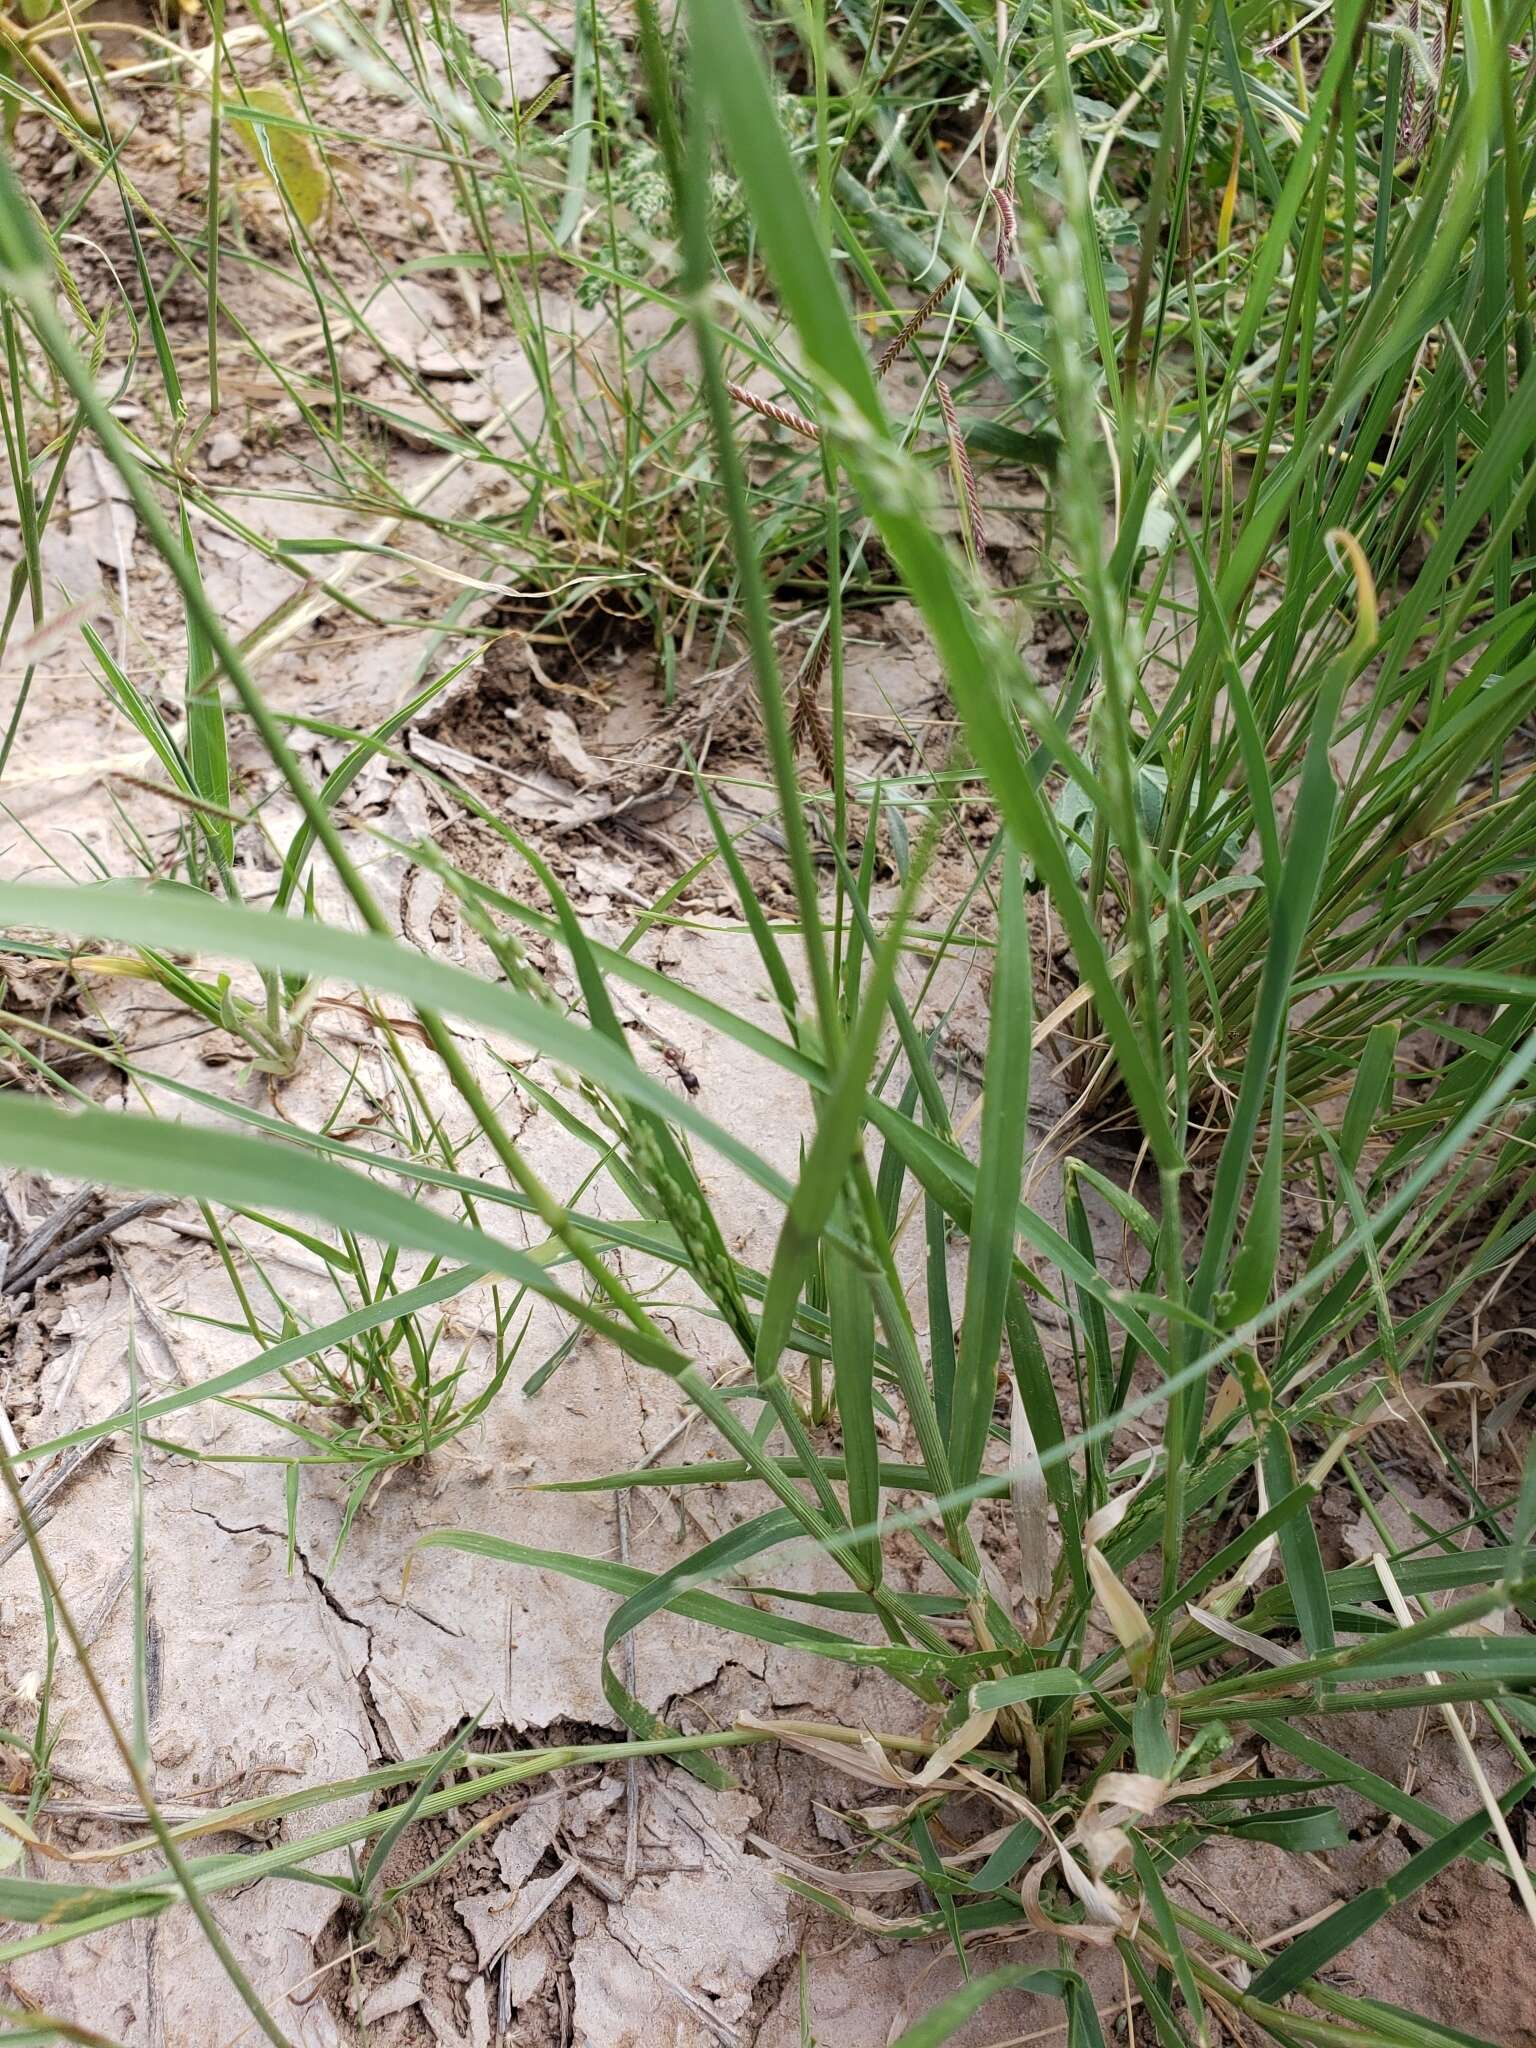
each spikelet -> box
[790,633,836,781]
[936,377,987,559]
[875,264,963,382]
[725,380,821,441]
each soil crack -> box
[188,1504,396,1758]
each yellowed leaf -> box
[230,85,328,229]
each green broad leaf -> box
[1132,1694,1175,1780]
[1066,1160,1160,1252]
[1052,762,1245,887]
[970,1668,1087,1711]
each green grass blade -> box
[1248,1769,1536,2001]
[948,837,1029,1492]
[0,1093,685,1376]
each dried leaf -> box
[1009,1384,1053,1623]
[912,1707,997,1788]
[1087,1544,1153,1686]
[1187,1603,1303,1669]
[746,1834,925,1894]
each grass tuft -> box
[0,0,1534,2038]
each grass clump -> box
[0,0,1533,2043]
